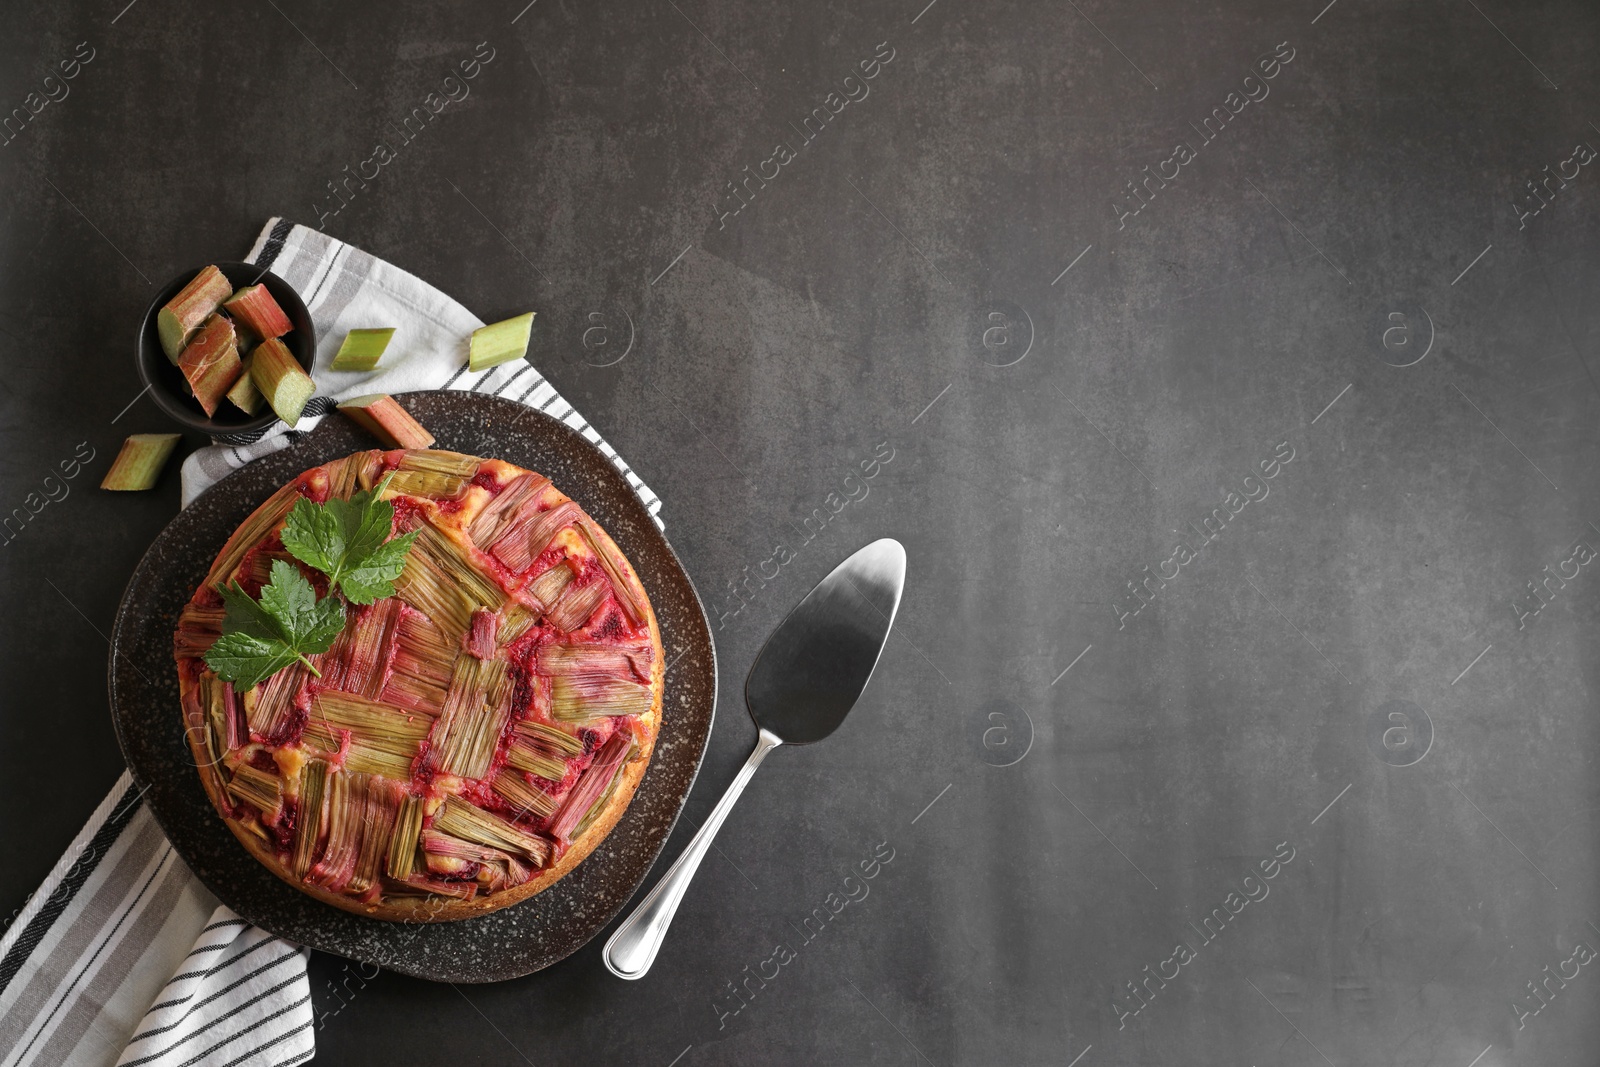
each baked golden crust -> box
[175,449,663,922]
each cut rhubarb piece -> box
[226,353,266,415]
[251,337,316,427]
[175,602,225,658]
[549,732,630,842]
[292,759,330,880]
[338,394,435,449]
[386,794,425,880]
[318,597,404,699]
[246,661,311,742]
[392,523,505,641]
[177,314,242,417]
[463,608,499,659]
[498,602,538,645]
[205,481,300,590]
[225,762,283,817]
[305,690,431,779]
[386,450,477,498]
[330,328,395,371]
[547,576,609,633]
[507,720,582,782]
[309,770,364,889]
[538,638,654,681]
[491,769,558,820]
[349,778,403,896]
[381,608,452,714]
[579,521,648,626]
[401,874,480,901]
[526,560,574,608]
[468,312,534,372]
[222,284,292,340]
[157,265,233,363]
[101,433,182,490]
[427,655,513,779]
[421,829,531,892]
[484,498,578,575]
[432,796,551,867]
[550,672,653,723]
[466,471,551,548]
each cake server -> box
[602,537,906,980]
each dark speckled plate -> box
[107,392,716,983]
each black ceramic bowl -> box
[136,261,315,435]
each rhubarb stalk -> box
[548,732,630,842]
[392,524,506,640]
[292,759,330,880]
[432,796,551,867]
[349,779,403,896]
[226,353,266,414]
[484,498,579,575]
[381,609,452,714]
[157,265,232,362]
[525,561,574,608]
[250,337,316,426]
[309,771,363,889]
[223,285,292,339]
[466,472,551,547]
[468,312,534,372]
[538,639,654,681]
[225,762,283,817]
[427,655,513,780]
[304,690,431,779]
[338,394,435,449]
[507,721,582,782]
[546,577,608,633]
[387,794,425,880]
[492,769,558,821]
[101,434,182,491]
[463,608,499,659]
[385,450,479,498]
[330,328,395,371]
[177,314,243,417]
[550,672,653,723]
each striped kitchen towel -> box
[182,218,662,518]
[0,219,663,1067]
[0,778,310,1067]
[0,777,310,1067]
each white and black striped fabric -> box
[114,915,313,1067]
[0,775,313,1067]
[2,219,663,1066]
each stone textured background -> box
[2,0,1596,1064]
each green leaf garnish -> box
[203,561,346,688]
[203,632,299,688]
[257,559,347,649]
[280,475,419,604]
[202,477,420,690]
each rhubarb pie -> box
[175,449,663,920]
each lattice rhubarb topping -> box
[174,449,663,921]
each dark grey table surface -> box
[3,0,1597,1064]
